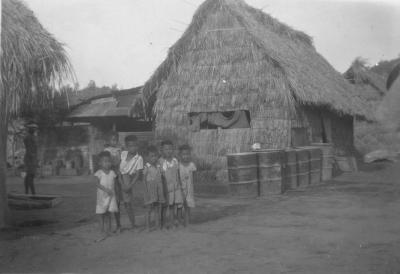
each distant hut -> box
[344,58,390,154]
[376,63,400,131]
[141,0,368,165]
[344,58,386,111]
[66,87,152,173]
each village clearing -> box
[1,161,400,274]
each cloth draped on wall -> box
[190,110,250,131]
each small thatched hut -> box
[376,63,400,131]
[344,59,391,154]
[344,58,386,111]
[141,0,368,165]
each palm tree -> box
[0,0,73,227]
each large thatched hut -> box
[141,0,368,166]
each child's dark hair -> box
[179,144,191,152]
[146,145,159,156]
[161,139,173,147]
[125,135,138,143]
[98,151,111,161]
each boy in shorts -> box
[119,135,143,229]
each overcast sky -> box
[25,0,400,89]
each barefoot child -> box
[119,135,143,229]
[143,146,165,231]
[104,131,122,233]
[94,151,118,240]
[178,145,197,226]
[159,140,182,228]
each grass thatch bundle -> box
[1,0,73,118]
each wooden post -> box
[88,125,95,174]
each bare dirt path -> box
[1,162,400,273]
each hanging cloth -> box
[208,110,249,129]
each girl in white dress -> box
[103,131,122,233]
[94,151,118,241]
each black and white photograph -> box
[0,0,400,273]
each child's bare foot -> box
[114,227,122,234]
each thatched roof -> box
[370,57,400,80]
[344,58,386,110]
[387,63,400,90]
[376,63,400,130]
[344,58,386,93]
[141,0,369,119]
[1,0,73,116]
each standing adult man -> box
[23,123,38,195]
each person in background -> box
[23,123,38,195]
[119,135,143,229]
[94,151,118,241]
[178,144,197,226]
[159,140,182,229]
[143,146,165,231]
[104,131,122,233]
[104,131,122,166]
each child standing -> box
[179,145,197,226]
[143,146,165,231]
[104,131,122,233]
[159,140,182,228]
[119,135,143,229]
[94,151,118,241]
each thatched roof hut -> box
[376,63,400,130]
[344,58,386,111]
[141,0,369,164]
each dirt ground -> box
[1,162,400,274]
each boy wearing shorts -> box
[119,135,143,229]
